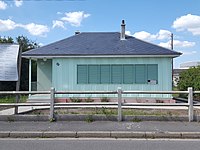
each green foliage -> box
[177,66,200,100]
[85,115,94,123]
[70,97,82,103]
[101,107,116,116]
[49,118,56,122]
[100,97,110,102]
[0,36,14,43]
[0,95,27,103]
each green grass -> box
[0,95,28,103]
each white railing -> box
[0,87,200,122]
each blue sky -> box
[0,0,200,68]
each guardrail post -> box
[117,87,122,122]
[14,96,19,115]
[49,87,55,121]
[188,87,193,122]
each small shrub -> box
[101,97,110,102]
[70,97,82,103]
[101,107,115,116]
[85,97,94,103]
[49,118,56,122]
[85,115,94,123]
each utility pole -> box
[171,33,173,50]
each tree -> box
[0,36,39,91]
[177,66,200,100]
[0,36,14,43]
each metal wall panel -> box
[51,57,172,98]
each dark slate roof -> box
[22,32,182,57]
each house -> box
[22,20,181,101]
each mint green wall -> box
[37,59,52,91]
[52,57,172,98]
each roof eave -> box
[22,54,181,59]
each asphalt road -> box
[1,138,200,150]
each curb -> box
[1,131,200,139]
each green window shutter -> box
[135,64,147,84]
[147,64,158,84]
[88,65,100,84]
[77,65,88,84]
[111,65,122,84]
[123,65,135,84]
[100,65,110,84]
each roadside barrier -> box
[0,87,200,122]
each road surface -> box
[0,138,200,150]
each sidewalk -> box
[0,121,200,138]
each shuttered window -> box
[77,64,158,84]
[77,65,88,84]
[147,64,158,84]
[135,64,147,84]
[100,65,110,84]
[111,65,122,84]
[88,65,100,84]
[123,65,135,84]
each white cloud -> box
[180,50,197,55]
[133,31,156,41]
[52,20,66,29]
[172,14,200,35]
[125,31,132,36]
[19,23,49,36]
[159,40,195,49]
[14,0,23,7]
[157,30,171,40]
[159,41,171,48]
[0,19,17,31]
[130,29,171,41]
[127,30,195,49]
[61,11,90,27]
[38,43,44,47]
[0,1,7,10]
[0,18,49,36]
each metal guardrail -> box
[0,87,200,122]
